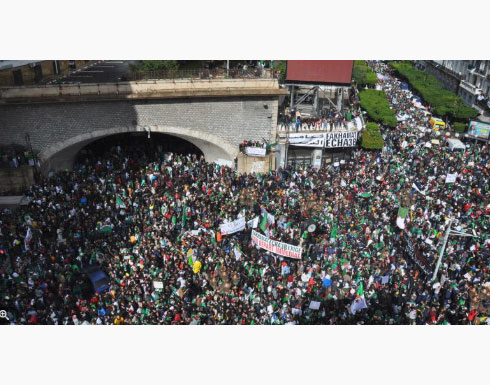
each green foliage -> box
[389,61,479,120]
[359,89,397,128]
[453,122,466,133]
[132,60,179,72]
[352,60,377,87]
[275,60,287,83]
[361,122,384,150]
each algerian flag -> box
[396,207,409,229]
[116,194,126,209]
[350,282,368,314]
[182,205,188,227]
[259,214,268,232]
[330,218,338,239]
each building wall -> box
[0,96,278,172]
[423,61,461,94]
[0,166,35,195]
[420,60,490,110]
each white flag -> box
[445,173,457,184]
[411,183,426,196]
[247,217,259,229]
[396,216,406,230]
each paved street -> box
[50,60,138,84]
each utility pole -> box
[432,218,480,281]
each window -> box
[33,64,43,83]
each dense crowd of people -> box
[0,62,488,325]
[239,140,267,154]
[279,105,363,132]
[0,146,38,169]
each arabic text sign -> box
[220,217,246,235]
[288,133,325,148]
[251,230,302,259]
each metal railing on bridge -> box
[131,68,275,81]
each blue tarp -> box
[400,82,409,90]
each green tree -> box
[389,61,479,120]
[352,60,377,87]
[361,122,384,150]
[132,60,179,72]
[359,89,397,128]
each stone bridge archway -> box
[39,125,238,173]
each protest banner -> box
[402,230,432,275]
[324,131,359,148]
[245,147,266,157]
[220,217,246,235]
[251,230,302,259]
[309,301,321,310]
[445,173,457,183]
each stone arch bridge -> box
[0,78,283,173]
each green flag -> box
[259,215,268,232]
[99,225,112,234]
[116,194,125,208]
[182,205,188,227]
[356,282,364,297]
[330,219,338,239]
[397,207,409,218]
[141,178,146,186]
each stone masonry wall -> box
[0,96,278,160]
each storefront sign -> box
[251,230,302,259]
